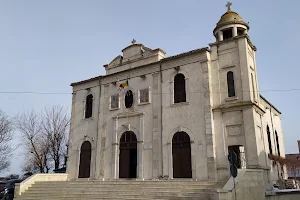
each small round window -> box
[125,90,133,108]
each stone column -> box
[202,60,217,180]
[233,26,238,37]
[167,142,172,179]
[112,117,119,179]
[152,72,160,179]
[218,31,223,41]
[67,92,76,180]
[138,114,144,179]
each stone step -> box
[27,188,215,193]
[30,184,217,189]
[34,181,219,185]
[24,190,213,195]
[16,180,221,200]
[17,197,204,200]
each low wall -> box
[217,169,266,200]
[266,189,300,200]
[15,173,68,196]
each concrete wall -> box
[67,79,100,180]
[218,169,265,200]
[160,54,212,180]
[210,36,263,181]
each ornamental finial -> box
[226,2,232,11]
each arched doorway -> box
[119,131,137,178]
[172,132,192,178]
[78,141,91,178]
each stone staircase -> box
[15,180,224,200]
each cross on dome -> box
[226,2,232,11]
[131,39,136,45]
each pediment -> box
[108,55,123,68]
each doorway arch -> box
[119,131,137,178]
[172,132,192,178]
[78,141,91,178]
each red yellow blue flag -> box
[118,80,129,90]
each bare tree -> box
[16,106,70,173]
[0,109,14,172]
[15,110,51,173]
[42,105,70,170]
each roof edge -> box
[70,76,102,87]
[260,94,281,114]
[70,47,210,87]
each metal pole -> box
[233,176,237,200]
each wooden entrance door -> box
[172,132,192,178]
[78,141,91,178]
[119,131,137,178]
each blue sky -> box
[0,0,299,176]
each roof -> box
[269,154,300,167]
[260,94,281,114]
[70,47,209,86]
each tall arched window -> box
[85,94,93,118]
[275,131,280,156]
[267,125,273,154]
[174,73,186,103]
[227,71,235,97]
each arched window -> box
[227,71,235,97]
[275,131,280,156]
[267,125,273,154]
[174,74,186,103]
[85,94,93,118]
[125,90,133,109]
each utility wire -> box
[1,88,300,95]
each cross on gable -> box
[226,2,232,11]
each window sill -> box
[109,107,120,111]
[138,102,150,106]
[171,102,190,107]
[83,117,94,121]
[225,96,238,102]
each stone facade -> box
[66,6,286,188]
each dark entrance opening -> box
[172,132,192,178]
[119,131,137,178]
[228,145,244,169]
[78,141,91,178]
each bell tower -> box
[210,2,259,105]
[210,2,263,181]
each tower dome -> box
[213,2,249,42]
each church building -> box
[67,3,285,187]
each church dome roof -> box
[214,10,249,32]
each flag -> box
[118,80,129,90]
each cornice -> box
[209,34,257,51]
[213,101,265,114]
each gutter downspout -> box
[94,77,102,179]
